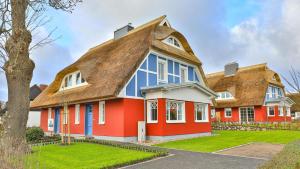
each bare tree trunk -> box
[2,0,34,146]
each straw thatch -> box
[287,93,300,112]
[206,63,284,108]
[31,16,207,108]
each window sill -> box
[147,121,158,124]
[98,123,105,125]
[75,123,80,125]
[195,120,209,123]
[166,120,186,124]
[225,116,232,118]
[267,115,275,117]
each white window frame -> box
[180,66,188,83]
[211,108,216,118]
[99,101,105,124]
[216,91,234,100]
[75,104,80,124]
[278,106,284,116]
[166,100,185,123]
[194,103,209,122]
[163,36,184,50]
[48,108,52,119]
[147,100,158,123]
[224,108,232,118]
[157,59,167,83]
[60,70,88,91]
[267,106,275,116]
[63,105,68,124]
[286,107,291,116]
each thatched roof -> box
[287,93,300,112]
[31,16,207,108]
[206,63,284,108]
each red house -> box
[207,62,295,123]
[31,16,216,142]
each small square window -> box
[268,106,275,116]
[225,108,232,117]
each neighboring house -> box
[287,93,300,120]
[28,84,48,127]
[30,16,216,142]
[207,62,294,123]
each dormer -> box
[60,71,87,91]
[216,91,234,100]
[163,36,184,50]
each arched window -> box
[163,36,184,50]
[60,71,87,91]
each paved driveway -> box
[123,148,266,169]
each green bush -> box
[259,140,300,169]
[26,127,44,142]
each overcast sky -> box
[1,0,300,101]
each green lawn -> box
[156,130,300,152]
[26,143,156,169]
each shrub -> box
[259,140,300,169]
[26,127,44,143]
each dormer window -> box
[216,91,234,100]
[60,71,87,91]
[163,36,183,50]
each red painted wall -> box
[146,98,211,136]
[211,106,292,122]
[93,98,126,137]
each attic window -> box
[163,36,184,50]
[60,71,87,91]
[216,91,234,100]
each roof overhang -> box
[265,97,295,106]
[141,82,217,103]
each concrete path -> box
[123,148,266,169]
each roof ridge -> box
[88,15,166,52]
[206,63,267,77]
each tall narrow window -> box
[180,67,187,83]
[158,60,167,82]
[211,109,216,118]
[286,107,291,116]
[278,106,283,116]
[48,108,52,119]
[63,105,68,124]
[75,104,80,124]
[225,108,232,117]
[76,72,81,85]
[267,106,275,116]
[99,101,105,124]
[166,100,185,123]
[147,100,158,123]
[195,103,208,122]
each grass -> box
[156,130,300,152]
[259,140,300,169]
[26,143,156,169]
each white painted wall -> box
[27,111,41,127]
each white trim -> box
[278,106,284,116]
[59,70,88,91]
[239,107,255,123]
[194,103,209,122]
[180,65,188,83]
[147,132,211,141]
[98,101,105,124]
[267,106,275,116]
[157,58,168,83]
[163,36,184,50]
[159,18,171,28]
[48,108,52,119]
[146,100,158,124]
[75,104,80,124]
[166,100,186,123]
[224,108,232,118]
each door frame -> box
[85,104,93,136]
[54,108,60,134]
[239,107,255,123]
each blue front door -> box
[85,104,93,136]
[54,108,60,134]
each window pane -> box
[149,101,158,121]
[158,62,165,80]
[76,73,81,85]
[180,68,186,83]
[170,102,177,120]
[174,39,180,47]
